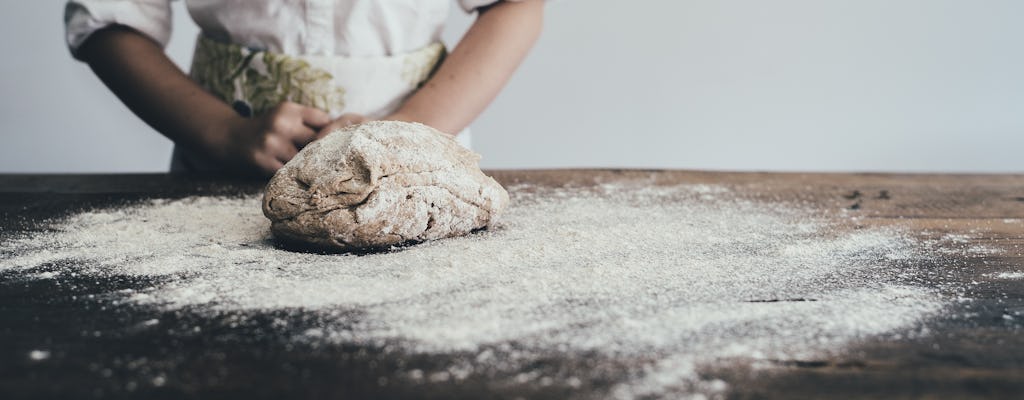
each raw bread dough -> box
[262,121,509,251]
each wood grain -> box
[1,170,1022,399]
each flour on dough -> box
[262,121,509,251]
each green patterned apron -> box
[172,35,449,173]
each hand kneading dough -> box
[262,121,509,251]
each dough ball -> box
[262,121,509,252]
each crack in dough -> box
[262,121,509,252]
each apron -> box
[172,34,471,173]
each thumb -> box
[346,113,369,124]
[336,113,368,126]
[301,107,331,129]
[316,114,369,139]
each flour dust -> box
[2,183,952,398]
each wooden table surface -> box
[2,170,1023,399]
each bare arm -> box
[78,26,329,175]
[384,0,544,134]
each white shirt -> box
[65,0,517,58]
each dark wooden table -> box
[1,171,1023,399]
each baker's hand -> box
[316,113,369,140]
[219,101,330,176]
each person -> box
[65,0,544,176]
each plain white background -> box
[2,0,1023,173]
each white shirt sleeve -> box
[64,0,173,59]
[458,0,538,13]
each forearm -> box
[388,0,544,134]
[78,26,240,159]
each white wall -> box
[3,1,1023,173]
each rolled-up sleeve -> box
[458,0,544,13]
[64,0,172,59]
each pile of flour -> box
[2,183,948,398]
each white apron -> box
[172,34,470,173]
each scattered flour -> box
[28,350,51,361]
[2,184,948,398]
[992,272,1024,280]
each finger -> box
[316,121,347,140]
[253,152,285,176]
[271,101,305,121]
[316,114,367,140]
[301,107,331,129]
[341,113,368,125]
[283,125,318,148]
[267,134,300,162]
[260,134,299,167]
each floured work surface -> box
[1,171,1023,399]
